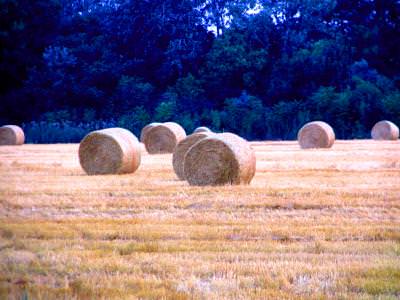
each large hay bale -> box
[183,132,256,186]
[371,120,399,140]
[0,125,25,145]
[297,121,335,149]
[140,122,161,143]
[193,126,212,134]
[172,131,215,180]
[144,122,186,154]
[79,128,141,175]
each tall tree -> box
[0,0,61,94]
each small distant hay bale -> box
[183,132,256,186]
[144,122,186,154]
[193,126,212,134]
[79,128,141,175]
[140,122,162,143]
[371,120,399,140]
[297,121,335,149]
[172,131,215,180]
[0,125,25,145]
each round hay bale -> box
[297,121,335,149]
[172,131,215,180]
[79,128,141,175]
[140,122,162,143]
[0,125,25,145]
[193,126,212,134]
[183,132,256,186]
[371,120,399,140]
[144,122,186,154]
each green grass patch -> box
[118,242,160,255]
[350,266,400,296]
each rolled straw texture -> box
[371,120,399,140]
[79,128,141,175]
[144,122,186,154]
[193,126,212,134]
[183,132,256,186]
[297,121,335,149]
[0,125,25,145]
[140,122,162,143]
[172,131,215,180]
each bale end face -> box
[193,126,212,134]
[183,133,256,186]
[140,122,162,143]
[297,121,335,149]
[172,132,215,180]
[144,122,186,154]
[0,125,25,145]
[371,121,399,140]
[79,128,141,175]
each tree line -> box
[1,0,399,141]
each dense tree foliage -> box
[0,0,399,141]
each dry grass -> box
[0,140,399,299]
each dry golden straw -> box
[0,125,25,145]
[144,122,186,154]
[140,122,161,143]
[172,131,215,180]
[193,126,212,133]
[183,132,256,186]
[371,120,399,140]
[297,121,335,149]
[79,128,141,175]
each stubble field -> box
[0,140,399,299]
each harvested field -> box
[0,140,399,299]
